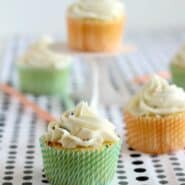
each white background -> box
[0,0,185,37]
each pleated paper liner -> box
[124,111,185,154]
[40,137,121,185]
[171,63,185,89]
[17,65,71,95]
[67,15,126,52]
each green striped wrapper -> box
[17,65,71,96]
[40,137,121,185]
[171,63,185,89]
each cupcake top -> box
[127,75,185,116]
[68,0,125,21]
[18,36,71,69]
[171,45,185,68]
[45,101,119,149]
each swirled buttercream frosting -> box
[18,36,71,69]
[68,0,125,20]
[45,102,119,148]
[127,75,185,116]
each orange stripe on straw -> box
[0,84,56,123]
[133,71,170,85]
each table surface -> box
[0,31,185,185]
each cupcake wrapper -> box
[67,16,126,52]
[124,111,185,154]
[17,65,70,96]
[40,137,121,185]
[171,63,185,89]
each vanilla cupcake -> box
[67,0,126,52]
[124,75,185,154]
[171,44,185,89]
[40,102,121,185]
[17,36,71,95]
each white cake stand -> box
[51,43,136,107]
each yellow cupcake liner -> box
[124,111,185,154]
[67,16,125,52]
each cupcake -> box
[171,45,185,89]
[40,102,121,185]
[67,0,126,52]
[17,36,71,95]
[124,75,185,154]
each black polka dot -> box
[24,170,33,174]
[6,161,15,164]
[169,157,178,161]
[118,182,128,185]
[42,180,49,183]
[151,155,158,158]
[132,161,144,165]
[26,156,34,159]
[8,151,16,155]
[22,183,32,185]
[136,176,149,181]
[24,166,33,169]
[157,175,166,179]
[118,176,127,179]
[117,170,125,173]
[130,154,141,158]
[2,183,13,185]
[172,162,180,166]
[4,171,13,175]
[154,164,162,168]
[117,165,124,168]
[134,168,146,173]
[159,180,168,184]
[174,168,183,171]
[3,176,13,180]
[178,178,185,182]
[23,176,32,180]
[5,166,14,170]
[9,145,17,149]
[25,161,33,164]
[27,145,34,148]
[8,156,16,159]
[176,173,185,176]
[0,123,5,127]
[26,150,34,154]
[152,159,160,163]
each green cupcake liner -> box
[17,65,71,96]
[40,137,121,185]
[171,63,185,89]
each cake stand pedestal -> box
[51,43,136,107]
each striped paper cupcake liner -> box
[40,137,121,185]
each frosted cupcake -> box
[124,75,185,154]
[40,102,121,185]
[67,0,126,52]
[171,45,185,89]
[17,36,71,95]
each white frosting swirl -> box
[171,44,185,68]
[18,36,71,69]
[45,102,119,148]
[127,75,185,116]
[68,0,125,21]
